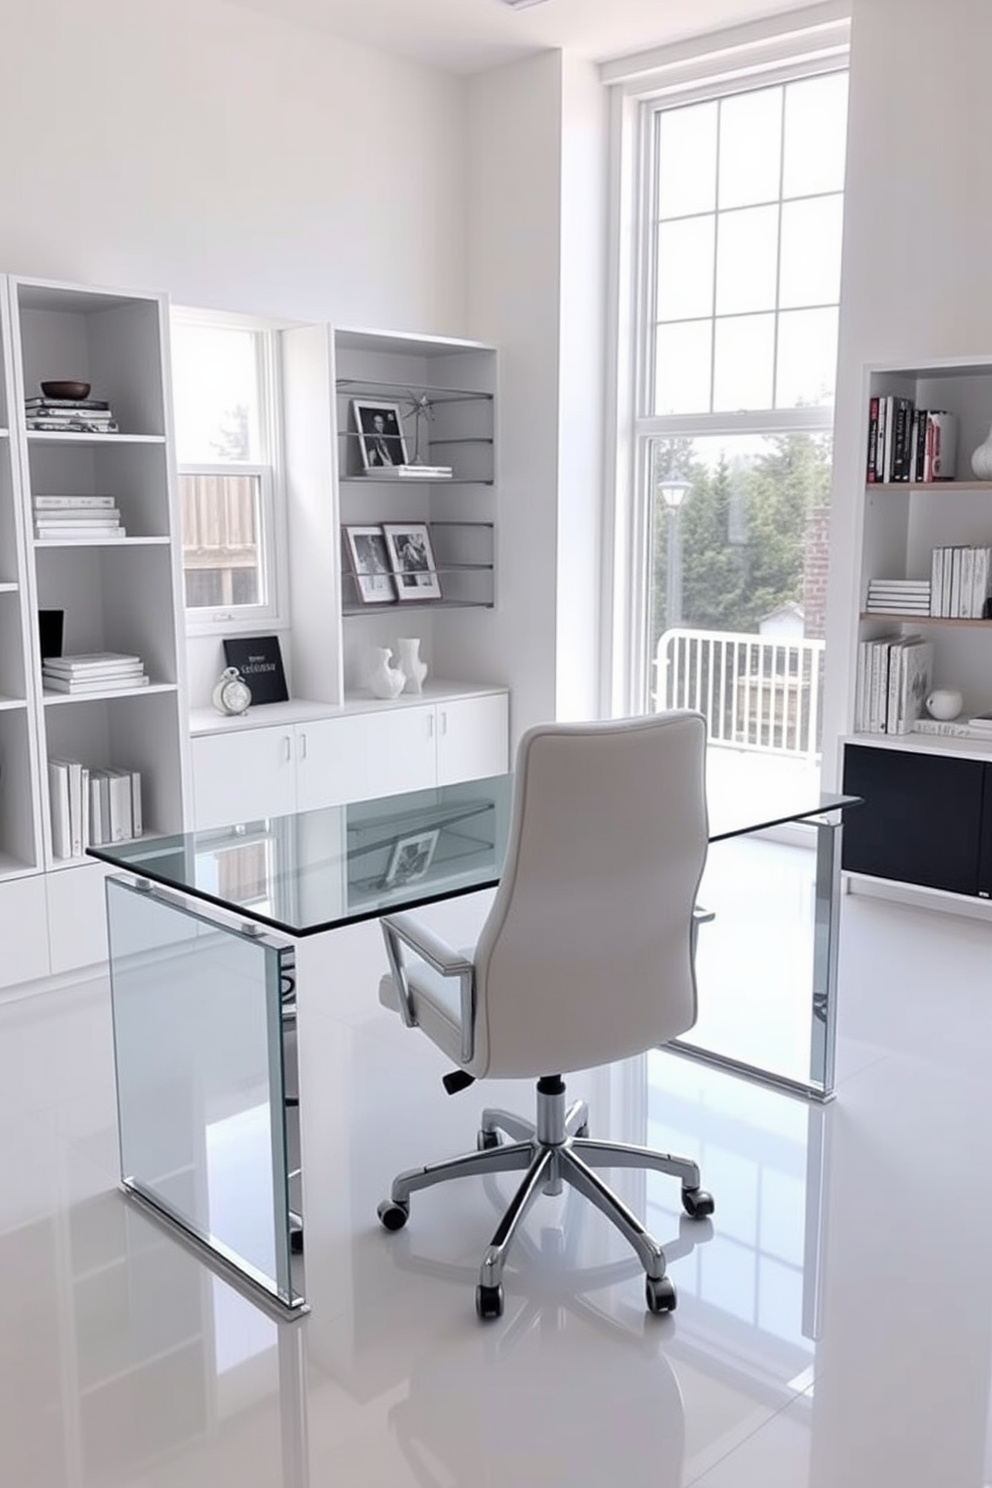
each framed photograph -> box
[352,399,408,471]
[383,828,440,888]
[343,524,395,604]
[382,521,442,601]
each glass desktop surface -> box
[88,776,515,938]
[88,776,858,939]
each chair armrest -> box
[381,912,474,976]
[690,903,715,959]
[380,912,476,1065]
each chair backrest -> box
[469,711,708,1079]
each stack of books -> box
[365,463,452,479]
[866,395,958,482]
[48,757,142,858]
[914,711,992,740]
[25,395,119,434]
[930,545,992,618]
[33,494,125,541]
[42,652,148,695]
[855,634,934,734]
[865,578,931,614]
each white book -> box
[44,660,145,679]
[44,674,149,694]
[107,770,133,841]
[46,652,143,671]
[88,770,106,846]
[47,759,71,859]
[129,771,142,839]
[33,494,117,509]
[50,757,84,856]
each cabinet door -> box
[191,728,296,830]
[364,706,436,797]
[295,715,371,811]
[436,694,509,786]
[842,744,984,896]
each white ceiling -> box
[228,0,826,75]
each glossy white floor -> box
[3,878,992,1488]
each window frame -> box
[603,9,850,718]
[171,307,290,638]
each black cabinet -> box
[842,744,992,898]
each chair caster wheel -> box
[290,1227,304,1254]
[477,1129,502,1151]
[575,1123,589,1138]
[645,1275,677,1314]
[377,1198,410,1231]
[476,1283,504,1320]
[682,1186,715,1220]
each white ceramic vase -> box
[368,646,405,700]
[971,423,992,479]
[926,688,963,721]
[397,637,428,694]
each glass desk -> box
[90,776,859,1316]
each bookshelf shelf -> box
[859,612,992,626]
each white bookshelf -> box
[843,357,992,906]
[6,275,189,876]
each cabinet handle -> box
[440,710,448,736]
[299,731,308,761]
[283,735,292,762]
[428,714,434,738]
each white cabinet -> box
[190,689,509,831]
[436,693,508,784]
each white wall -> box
[815,2,992,1479]
[0,0,468,332]
[822,0,992,783]
[462,50,608,746]
[462,53,564,742]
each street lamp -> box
[659,473,691,630]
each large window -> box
[616,48,849,739]
[171,313,284,631]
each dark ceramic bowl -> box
[40,380,91,400]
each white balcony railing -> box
[655,627,825,764]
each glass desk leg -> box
[671,816,845,1102]
[106,874,307,1317]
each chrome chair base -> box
[377,1076,714,1320]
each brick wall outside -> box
[803,505,831,641]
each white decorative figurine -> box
[212,666,252,716]
[369,646,405,699]
[397,637,428,694]
[925,688,963,721]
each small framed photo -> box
[352,399,408,470]
[382,522,442,601]
[343,524,395,604]
[383,828,440,888]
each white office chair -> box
[377,712,714,1320]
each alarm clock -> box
[212,666,252,716]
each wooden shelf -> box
[860,612,992,625]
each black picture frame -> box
[353,399,408,470]
[222,635,289,705]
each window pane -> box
[654,321,712,415]
[776,308,838,409]
[783,72,849,198]
[716,206,779,315]
[647,429,833,693]
[713,314,775,411]
[779,196,843,308]
[657,100,718,219]
[172,324,261,463]
[181,473,265,610]
[657,217,715,321]
[718,87,782,209]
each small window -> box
[171,312,284,632]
